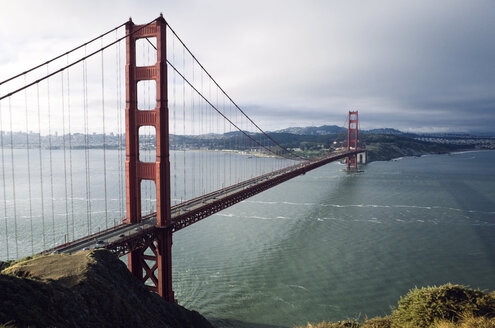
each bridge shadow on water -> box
[208,317,288,328]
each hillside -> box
[361,134,467,162]
[0,250,213,328]
[265,133,473,161]
[274,125,345,136]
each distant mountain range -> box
[273,125,410,136]
[272,125,495,138]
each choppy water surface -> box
[1,150,494,327]
[172,150,495,327]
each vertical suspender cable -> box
[115,32,123,221]
[229,102,232,186]
[252,131,259,176]
[216,88,219,190]
[101,40,109,229]
[0,92,9,259]
[36,85,46,250]
[66,57,75,239]
[83,55,91,235]
[200,70,203,196]
[46,66,56,248]
[251,138,254,179]
[61,72,69,242]
[8,98,18,257]
[235,107,237,183]
[244,118,246,181]
[182,47,186,202]
[211,82,214,191]
[208,79,212,193]
[223,96,226,188]
[172,38,177,205]
[116,34,124,219]
[191,56,195,198]
[24,77,34,254]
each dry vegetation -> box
[295,284,495,328]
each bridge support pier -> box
[125,15,174,302]
[156,228,174,301]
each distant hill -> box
[273,124,495,138]
[274,125,346,135]
[366,128,405,135]
[274,125,414,137]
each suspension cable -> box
[0,23,126,86]
[182,46,186,202]
[83,55,91,235]
[0,90,9,259]
[46,66,56,248]
[9,98,19,258]
[144,36,303,162]
[191,55,195,197]
[172,37,177,204]
[36,84,46,250]
[101,40,109,229]
[166,60,296,161]
[61,71,69,242]
[66,56,75,239]
[24,76,34,254]
[0,19,156,101]
[115,31,124,220]
[162,22,304,160]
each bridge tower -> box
[125,15,174,301]
[347,111,358,170]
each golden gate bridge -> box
[0,14,364,302]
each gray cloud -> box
[1,0,494,133]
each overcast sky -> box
[1,0,494,133]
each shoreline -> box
[382,148,495,163]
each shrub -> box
[435,314,495,328]
[362,316,392,328]
[294,320,361,328]
[391,284,495,328]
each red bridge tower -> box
[125,15,174,302]
[347,111,358,170]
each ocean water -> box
[172,150,495,327]
[1,150,494,327]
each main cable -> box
[0,23,126,86]
[166,60,297,161]
[0,19,156,101]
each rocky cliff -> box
[0,250,213,328]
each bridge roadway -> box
[46,150,363,256]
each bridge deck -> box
[49,150,363,256]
